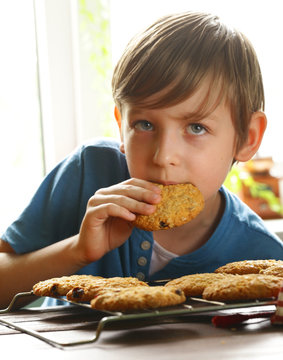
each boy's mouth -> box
[150,180,189,186]
[160,181,179,186]
[149,179,178,186]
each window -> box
[1,0,283,233]
[0,0,44,233]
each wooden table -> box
[0,296,283,359]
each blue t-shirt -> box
[2,138,283,284]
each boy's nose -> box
[152,131,181,167]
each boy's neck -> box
[153,190,224,256]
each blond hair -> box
[112,11,264,151]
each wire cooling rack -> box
[0,291,277,349]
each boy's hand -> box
[75,179,161,266]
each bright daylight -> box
[1,0,283,356]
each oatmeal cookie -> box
[214,260,283,275]
[133,183,204,231]
[260,264,283,277]
[202,274,283,301]
[66,276,149,302]
[90,286,186,311]
[32,275,102,297]
[165,273,234,296]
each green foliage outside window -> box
[224,165,283,216]
[79,0,114,137]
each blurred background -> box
[1,0,283,235]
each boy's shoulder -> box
[220,186,280,242]
[79,137,121,153]
[45,137,127,190]
[68,137,124,164]
[70,137,128,179]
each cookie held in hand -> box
[133,183,204,231]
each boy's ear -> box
[114,106,122,130]
[235,111,267,162]
[114,106,125,153]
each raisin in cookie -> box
[214,260,283,275]
[165,273,234,296]
[133,183,204,231]
[90,286,186,311]
[202,274,283,301]
[66,277,149,302]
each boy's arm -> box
[0,179,161,308]
[0,236,82,308]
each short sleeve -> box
[1,138,129,254]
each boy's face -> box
[119,84,238,203]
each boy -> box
[1,11,283,308]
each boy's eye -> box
[186,123,206,135]
[134,120,154,131]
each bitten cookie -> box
[90,286,186,311]
[214,260,283,275]
[165,273,234,296]
[32,275,102,297]
[66,277,149,302]
[133,183,204,231]
[202,274,283,301]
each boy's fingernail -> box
[153,185,161,193]
[152,193,161,202]
[145,204,156,212]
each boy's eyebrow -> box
[127,108,220,122]
[179,111,202,121]
[178,111,216,122]
[179,104,224,122]
[126,108,146,117]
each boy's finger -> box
[95,184,161,204]
[88,194,157,216]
